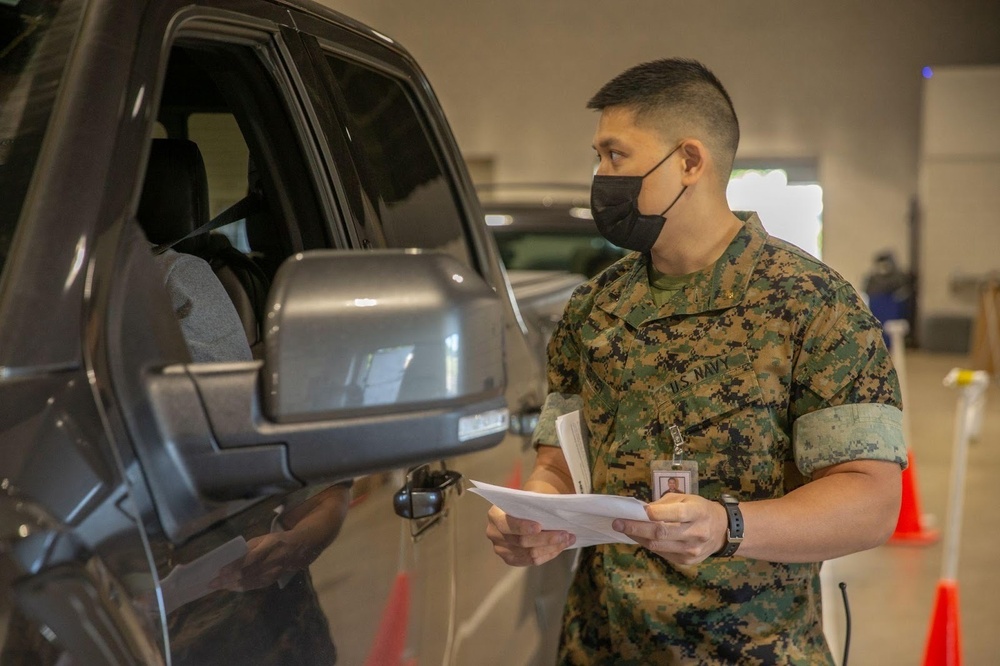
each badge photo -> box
[651,460,699,500]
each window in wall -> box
[727,162,823,259]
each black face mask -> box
[590,144,687,252]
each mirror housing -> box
[263,250,504,424]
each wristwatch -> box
[713,493,744,557]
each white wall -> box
[919,65,1000,317]
[323,0,1000,291]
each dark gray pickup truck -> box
[0,1,579,663]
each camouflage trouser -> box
[557,546,835,666]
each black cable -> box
[839,581,851,666]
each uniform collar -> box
[595,211,768,327]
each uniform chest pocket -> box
[659,363,790,497]
[660,363,765,437]
[581,363,618,449]
[582,362,616,409]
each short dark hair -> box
[587,58,740,181]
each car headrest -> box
[137,138,210,252]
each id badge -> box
[651,424,700,499]
[651,460,699,499]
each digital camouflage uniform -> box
[533,212,906,665]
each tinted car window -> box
[0,0,84,280]
[324,55,474,269]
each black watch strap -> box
[713,494,744,557]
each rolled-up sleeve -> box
[789,283,907,474]
[532,284,590,448]
[793,403,906,474]
[533,392,584,448]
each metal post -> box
[940,369,990,581]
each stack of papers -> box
[555,410,591,494]
[468,480,649,548]
[470,408,650,548]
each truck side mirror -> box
[263,250,504,425]
[143,250,509,542]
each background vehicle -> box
[479,184,628,279]
[0,1,575,663]
[479,185,627,370]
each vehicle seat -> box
[137,138,269,356]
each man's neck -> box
[648,201,743,276]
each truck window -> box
[322,54,475,269]
[138,40,332,360]
[132,32,351,665]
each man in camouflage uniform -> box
[486,58,906,664]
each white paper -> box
[159,536,248,614]
[555,410,591,494]
[469,480,650,548]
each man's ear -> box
[678,140,708,186]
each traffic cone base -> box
[922,579,962,666]
[888,526,940,545]
[888,449,940,545]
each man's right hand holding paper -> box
[485,446,579,566]
[486,507,577,566]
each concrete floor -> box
[820,350,1000,665]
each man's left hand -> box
[612,494,728,565]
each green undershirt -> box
[648,262,710,307]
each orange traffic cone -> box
[922,579,962,666]
[883,320,938,545]
[365,572,411,666]
[504,458,523,489]
[888,448,939,545]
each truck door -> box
[104,3,460,664]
